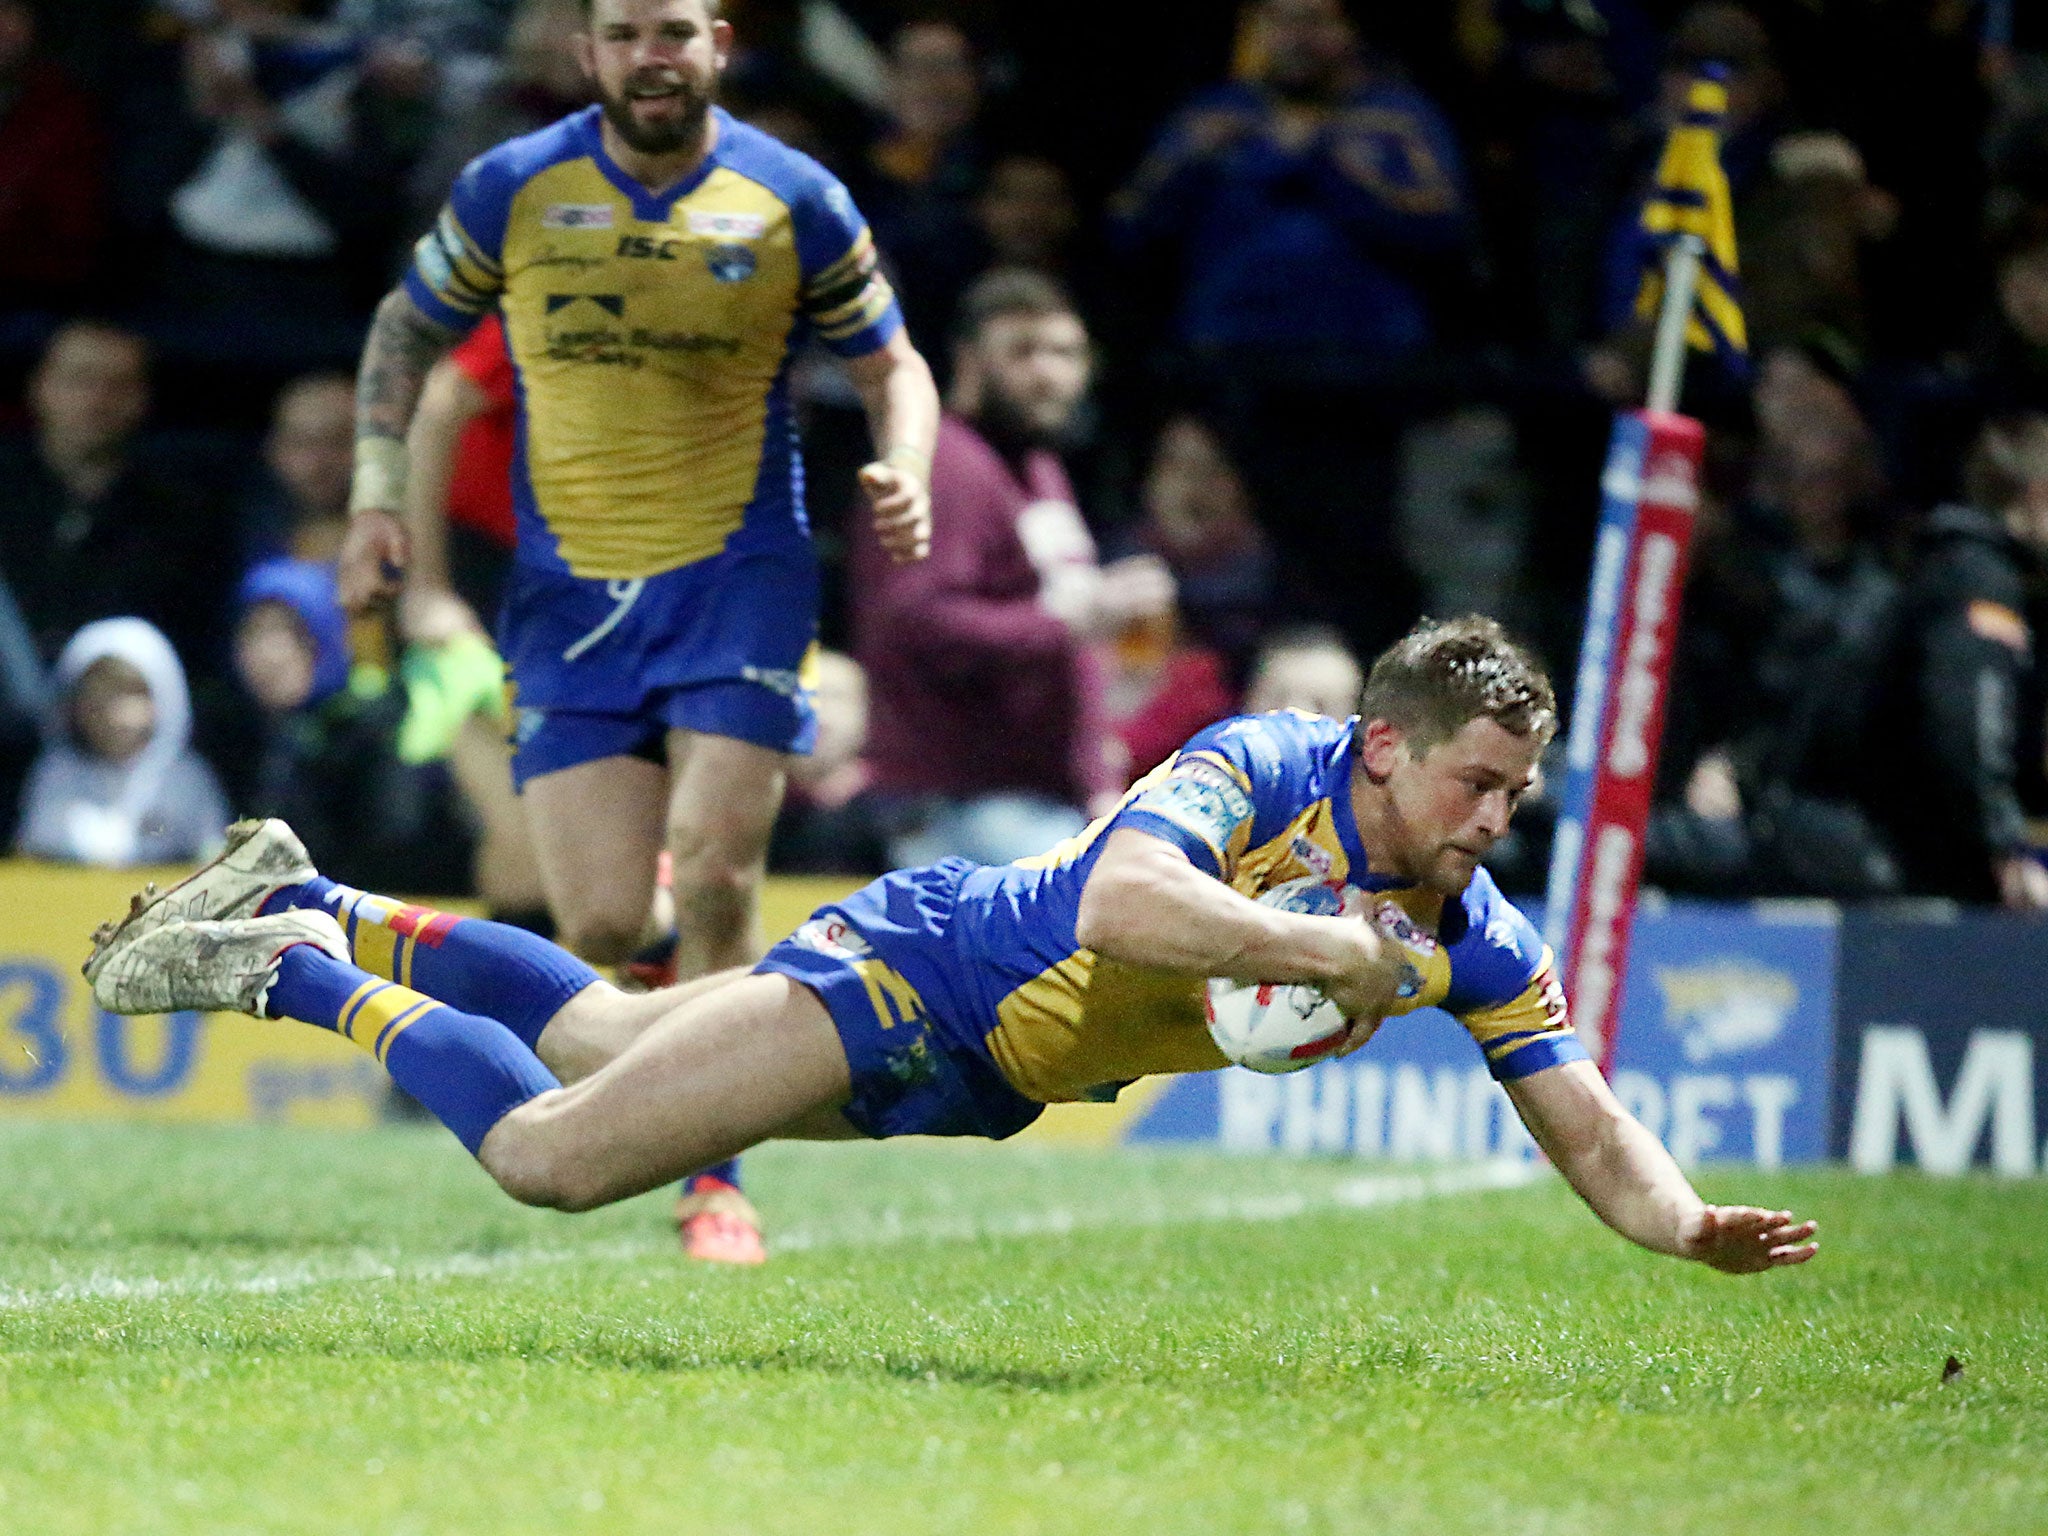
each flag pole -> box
[1644,233,1704,415]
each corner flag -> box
[1545,69,1746,1071]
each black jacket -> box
[1863,504,2046,901]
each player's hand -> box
[1679,1205,1818,1274]
[858,461,931,564]
[1320,921,1412,1024]
[338,509,410,614]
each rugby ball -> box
[1204,879,1449,1074]
[1204,975,1352,1074]
[1204,877,1371,1074]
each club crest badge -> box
[705,243,757,283]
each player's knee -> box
[480,1114,609,1213]
[667,838,759,926]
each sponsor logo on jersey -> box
[1131,759,1253,854]
[705,243,758,283]
[545,293,625,316]
[541,203,616,230]
[1289,834,1334,878]
[616,234,684,261]
[791,916,871,961]
[687,210,768,240]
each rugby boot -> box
[675,1174,767,1265]
[84,819,317,986]
[90,911,349,1019]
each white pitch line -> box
[0,1159,1543,1315]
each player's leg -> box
[90,911,853,1203]
[521,752,668,965]
[481,972,858,1211]
[660,727,790,1254]
[664,728,787,980]
[82,817,673,1086]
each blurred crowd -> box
[5,0,2048,913]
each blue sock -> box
[263,878,599,1049]
[687,1159,742,1194]
[266,945,560,1155]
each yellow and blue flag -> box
[1633,69,1747,369]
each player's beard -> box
[602,70,714,156]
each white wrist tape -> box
[350,435,409,515]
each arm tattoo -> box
[356,288,459,443]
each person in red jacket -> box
[849,269,1176,866]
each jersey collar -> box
[1332,718,1405,892]
[581,104,730,222]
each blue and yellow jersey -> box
[947,710,1583,1104]
[404,105,902,581]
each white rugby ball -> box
[1205,975,1351,1074]
[1204,877,1371,1074]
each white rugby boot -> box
[90,910,349,1019]
[83,819,318,986]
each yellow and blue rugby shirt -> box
[403,105,902,581]
[954,710,1583,1104]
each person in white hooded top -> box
[16,618,230,868]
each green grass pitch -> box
[0,1124,2042,1535]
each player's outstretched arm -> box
[1076,828,1409,1023]
[1506,1059,1819,1274]
[846,329,939,564]
[341,287,462,612]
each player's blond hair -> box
[1360,615,1557,753]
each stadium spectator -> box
[16,617,229,867]
[242,372,357,565]
[1103,604,1235,789]
[0,322,227,674]
[850,269,1171,867]
[1646,345,1906,900]
[768,648,888,874]
[402,0,590,243]
[977,154,1076,274]
[131,0,421,369]
[0,0,110,331]
[234,557,523,899]
[1241,624,1362,719]
[1483,0,1661,350]
[857,19,987,349]
[1112,0,1474,365]
[1110,0,1469,652]
[329,0,515,60]
[1860,414,2048,908]
[1115,412,1275,674]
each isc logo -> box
[616,235,683,260]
